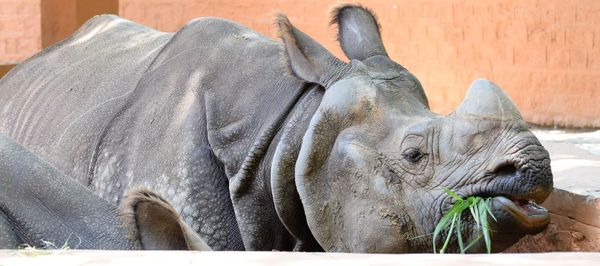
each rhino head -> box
[271,5,552,253]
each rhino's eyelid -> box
[401,134,427,148]
[384,150,429,165]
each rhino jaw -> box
[463,195,550,253]
[491,196,550,234]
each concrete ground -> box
[533,129,600,197]
[0,251,599,266]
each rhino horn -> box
[455,79,523,120]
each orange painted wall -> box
[1,0,599,127]
[0,0,40,63]
[41,0,76,48]
[41,0,118,48]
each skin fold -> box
[0,133,209,250]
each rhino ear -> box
[331,4,388,61]
[122,189,212,251]
[455,79,523,120]
[276,14,350,87]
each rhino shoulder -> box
[27,15,158,60]
[71,15,162,44]
[180,16,277,45]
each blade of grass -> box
[433,198,471,253]
[483,198,497,222]
[478,199,492,253]
[433,210,454,253]
[471,202,480,230]
[464,234,482,252]
[455,213,464,253]
[439,213,457,254]
[443,187,463,201]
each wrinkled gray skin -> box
[0,5,552,253]
[0,133,210,250]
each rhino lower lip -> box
[492,196,550,228]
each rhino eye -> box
[403,149,423,163]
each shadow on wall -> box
[0,64,16,78]
[42,0,119,48]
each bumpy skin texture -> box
[0,133,209,250]
[0,5,553,252]
[0,133,136,249]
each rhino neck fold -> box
[270,85,324,251]
[227,83,323,251]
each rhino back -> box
[96,16,307,197]
[0,15,172,182]
[85,17,304,250]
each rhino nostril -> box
[493,163,518,177]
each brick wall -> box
[1,0,599,127]
[0,0,40,63]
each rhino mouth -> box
[461,192,550,234]
[465,157,552,236]
[490,195,549,232]
[446,193,550,253]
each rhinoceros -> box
[0,4,552,252]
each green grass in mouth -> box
[433,188,497,254]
